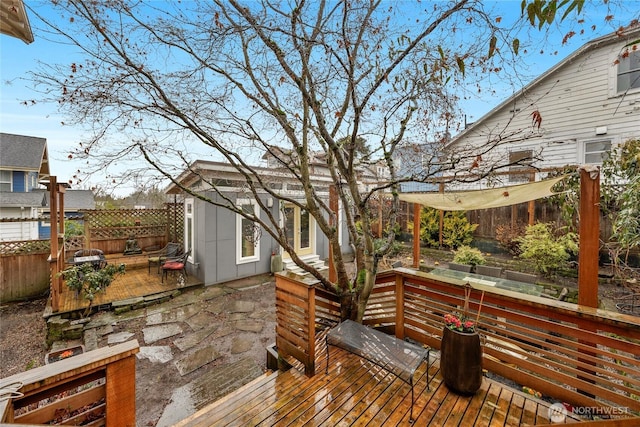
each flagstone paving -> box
[66,273,276,427]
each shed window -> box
[236,199,260,263]
[617,48,640,93]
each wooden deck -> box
[176,344,584,426]
[55,254,202,315]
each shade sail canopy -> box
[399,176,566,211]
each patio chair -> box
[475,265,503,278]
[448,262,472,273]
[161,249,191,283]
[148,242,181,274]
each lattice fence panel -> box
[82,209,170,241]
[166,203,184,245]
[0,239,50,256]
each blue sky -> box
[1,1,639,195]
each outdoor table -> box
[73,255,104,269]
[429,267,543,296]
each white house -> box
[445,25,640,188]
[0,133,96,241]
[0,133,49,241]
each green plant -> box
[60,263,125,303]
[452,245,486,266]
[374,238,403,257]
[516,223,578,277]
[419,207,478,249]
[64,220,84,237]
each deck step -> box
[282,254,327,275]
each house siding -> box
[450,32,640,185]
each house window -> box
[236,199,260,263]
[617,48,640,93]
[0,170,11,192]
[508,150,533,182]
[584,140,611,164]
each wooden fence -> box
[275,268,640,418]
[0,340,139,426]
[0,240,51,302]
[0,205,184,304]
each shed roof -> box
[43,189,96,211]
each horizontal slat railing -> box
[276,268,640,421]
[0,340,139,426]
[275,273,316,376]
[391,267,640,418]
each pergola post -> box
[412,203,420,268]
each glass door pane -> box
[299,208,310,249]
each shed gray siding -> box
[193,192,281,285]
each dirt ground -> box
[0,260,635,426]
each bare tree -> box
[25,0,630,320]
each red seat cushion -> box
[163,262,184,270]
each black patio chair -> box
[161,250,191,283]
[147,242,181,274]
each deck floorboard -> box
[56,260,202,315]
[175,345,586,427]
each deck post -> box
[577,166,600,308]
[577,166,600,399]
[395,274,405,339]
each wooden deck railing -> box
[0,340,139,426]
[275,268,640,419]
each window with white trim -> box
[185,198,194,262]
[617,47,640,93]
[236,199,260,263]
[0,170,11,192]
[584,140,611,164]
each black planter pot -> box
[440,326,483,395]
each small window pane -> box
[617,50,640,93]
[585,140,611,164]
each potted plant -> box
[440,284,484,395]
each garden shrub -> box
[516,223,578,277]
[419,207,478,249]
[452,245,486,266]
